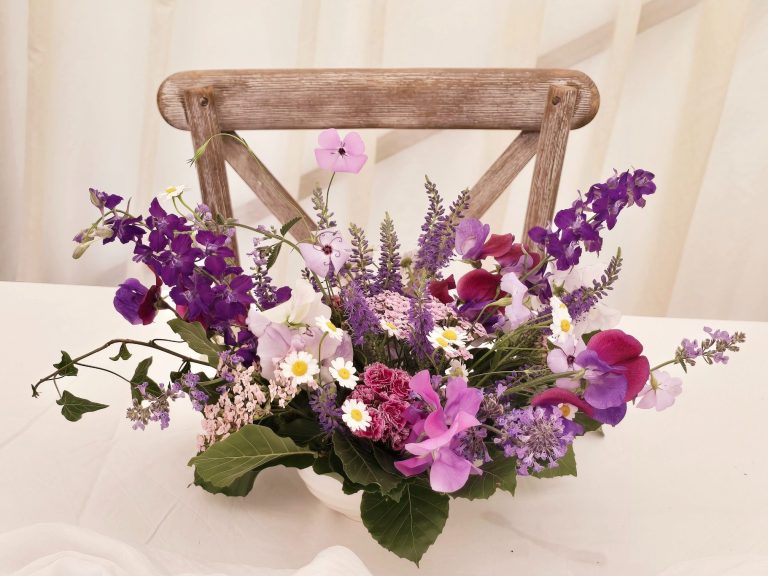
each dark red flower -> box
[456,269,501,304]
[428,274,456,304]
[479,233,515,259]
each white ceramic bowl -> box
[297,467,363,522]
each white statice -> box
[341,399,372,432]
[315,316,344,341]
[279,350,320,386]
[427,326,467,351]
[329,357,358,389]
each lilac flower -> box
[499,272,531,329]
[493,405,574,475]
[675,326,745,367]
[298,229,352,278]
[113,277,161,325]
[547,337,586,390]
[395,372,483,493]
[314,129,368,173]
[454,218,490,260]
[89,188,122,213]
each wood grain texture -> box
[221,133,316,242]
[159,69,599,131]
[183,88,239,257]
[465,131,539,220]
[523,85,579,237]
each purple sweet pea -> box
[454,218,490,260]
[298,229,352,278]
[113,277,161,325]
[395,371,483,493]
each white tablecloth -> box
[1,281,766,575]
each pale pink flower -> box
[636,370,682,411]
[314,129,368,173]
[298,229,352,278]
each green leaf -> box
[109,343,132,361]
[193,469,258,497]
[129,357,162,399]
[190,424,315,488]
[280,216,302,236]
[453,451,517,500]
[266,243,281,270]
[361,481,449,564]
[57,390,108,422]
[574,412,602,433]
[332,431,403,496]
[167,319,223,366]
[53,351,78,377]
[532,444,577,479]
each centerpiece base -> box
[297,468,363,522]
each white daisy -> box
[556,402,578,420]
[162,184,186,198]
[341,398,371,432]
[548,296,575,344]
[380,319,401,338]
[427,325,467,350]
[329,358,358,389]
[315,316,344,341]
[444,359,470,379]
[278,350,319,385]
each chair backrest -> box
[157,68,599,250]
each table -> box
[1,281,766,575]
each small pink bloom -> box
[636,370,682,411]
[314,129,368,173]
[297,229,351,278]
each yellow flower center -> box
[386,321,397,331]
[338,367,351,379]
[560,404,572,418]
[291,360,308,377]
[436,337,449,347]
[442,329,458,341]
[165,186,177,194]
[325,321,337,332]
[350,408,364,422]
[560,319,572,333]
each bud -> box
[93,226,114,239]
[72,239,94,259]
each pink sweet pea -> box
[394,371,483,493]
[314,129,368,173]
[298,229,352,278]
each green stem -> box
[650,359,677,372]
[325,171,336,212]
[75,362,133,384]
[501,369,582,396]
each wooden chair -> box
[157,69,599,252]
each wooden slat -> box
[183,88,238,257]
[523,85,578,236]
[159,69,599,132]
[465,131,539,219]
[221,132,316,242]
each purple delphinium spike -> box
[407,289,435,363]
[309,387,342,434]
[342,281,381,345]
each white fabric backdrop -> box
[1,0,766,320]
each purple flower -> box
[298,229,352,278]
[196,230,235,259]
[89,188,122,213]
[314,129,368,173]
[407,291,434,362]
[157,235,203,286]
[454,218,490,260]
[395,371,483,493]
[493,405,574,476]
[102,215,145,245]
[341,281,381,345]
[145,198,190,251]
[113,277,161,325]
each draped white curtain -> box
[1,0,766,320]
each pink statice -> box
[366,290,486,348]
[348,363,412,450]
[197,354,269,451]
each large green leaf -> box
[361,481,449,565]
[332,431,402,496]
[190,424,315,488]
[53,351,78,377]
[129,357,161,399]
[453,452,517,500]
[193,469,258,497]
[167,319,223,366]
[532,444,577,479]
[57,390,108,422]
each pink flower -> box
[297,229,351,278]
[636,370,682,411]
[314,129,368,173]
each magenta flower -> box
[298,229,352,278]
[314,129,368,173]
[394,371,483,493]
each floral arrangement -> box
[34,130,745,563]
